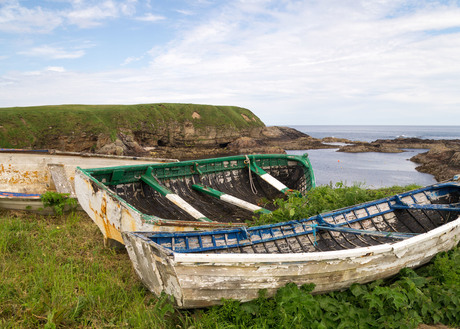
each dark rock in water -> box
[321,137,354,143]
[338,143,403,153]
[411,146,460,182]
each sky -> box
[1,0,460,125]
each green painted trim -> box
[301,153,316,189]
[191,184,224,198]
[248,159,268,176]
[254,208,272,215]
[76,167,147,218]
[280,187,290,194]
[141,168,170,196]
[81,154,310,181]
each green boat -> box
[75,154,315,246]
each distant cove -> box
[286,125,460,188]
[287,148,436,188]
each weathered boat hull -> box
[75,154,315,246]
[0,150,173,213]
[0,191,44,212]
[122,180,460,308]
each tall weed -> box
[253,182,421,226]
[191,246,459,328]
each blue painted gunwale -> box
[0,191,41,198]
[133,181,460,253]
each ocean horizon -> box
[285,125,459,188]
[288,125,460,142]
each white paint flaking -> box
[260,173,288,191]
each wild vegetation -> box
[40,191,78,216]
[0,104,264,148]
[253,182,422,226]
[1,184,459,328]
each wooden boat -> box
[75,154,315,247]
[0,191,43,212]
[122,178,460,308]
[0,149,173,213]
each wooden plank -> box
[314,225,418,240]
[48,163,75,196]
[192,184,271,214]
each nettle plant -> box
[40,191,78,215]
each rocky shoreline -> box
[11,123,456,184]
[124,126,460,183]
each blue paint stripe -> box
[0,149,48,153]
[0,191,41,197]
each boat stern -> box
[122,231,185,306]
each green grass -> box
[0,103,265,148]
[0,211,176,328]
[1,184,459,328]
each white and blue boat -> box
[123,178,460,308]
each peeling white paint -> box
[123,216,460,308]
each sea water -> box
[286,125,460,188]
[289,125,460,142]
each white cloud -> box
[122,55,144,65]
[0,1,63,33]
[65,1,119,28]
[120,0,137,16]
[18,45,85,59]
[138,1,460,123]
[0,0,145,32]
[135,13,165,22]
[176,9,194,16]
[46,66,66,72]
[1,1,460,125]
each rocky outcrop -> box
[411,146,460,181]
[337,138,460,153]
[335,138,460,182]
[338,142,403,153]
[138,126,335,160]
[89,129,460,182]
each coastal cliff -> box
[0,103,265,156]
[0,103,333,160]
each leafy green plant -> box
[40,191,78,215]
[252,182,421,226]
[191,246,459,329]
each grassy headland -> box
[0,103,265,149]
[1,184,459,328]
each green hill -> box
[0,103,265,149]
